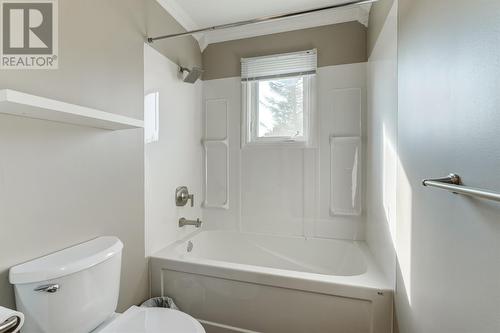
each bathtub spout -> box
[179,217,202,228]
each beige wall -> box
[0,0,200,311]
[202,21,367,80]
[367,0,395,56]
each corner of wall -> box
[367,0,395,58]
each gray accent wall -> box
[0,0,200,311]
[202,21,367,80]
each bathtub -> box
[150,230,393,333]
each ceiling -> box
[162,0,360,27]
[156,0,372,49]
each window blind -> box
[241,49,317,81]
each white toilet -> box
[9,237,205,333]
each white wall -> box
[396,0,500,332]
[366,1,398,288]
[144,44,203,256]
[202,63,367,240]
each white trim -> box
[357,3,372,26]
[203,4,372,48]
[155,0,204,49]
[197,34,208,51]
[155,0,198,31]
[241,75,316,148]
[155,1,372,51]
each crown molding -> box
[202,4,372,50]
[155,0,203,48]
[156,0,372,52]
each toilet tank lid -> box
[9,236,123,285]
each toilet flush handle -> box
[34,284,59,293]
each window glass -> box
[257,76,304,139]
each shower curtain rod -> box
[147,0,378,43]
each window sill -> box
[242,140,314,149]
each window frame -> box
[242,73,316,148]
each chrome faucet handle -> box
[179,217,202,228]
[176,186,194,207]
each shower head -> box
[180,66,204,83]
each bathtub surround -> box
[199,21,370,243]
[202,63,367,240]
[202,21,367,80]
[366,0,398,289]
[0,0,201,311]
[144,44,204,256]
[395,0,500,332]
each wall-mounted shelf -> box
[0,89,143,130]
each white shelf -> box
[0,89,144,130]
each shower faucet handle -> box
[176,186,194,207]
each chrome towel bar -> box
[0,316,19,333]
[422,174,500,202]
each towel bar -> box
[422,174,500,202]
[0,316,18,333]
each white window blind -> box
[241,49,317,81]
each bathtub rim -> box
[151,230,392,299]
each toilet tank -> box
[9,237,123,333]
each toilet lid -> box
[99,306,205,333]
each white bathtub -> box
[150,231,393,333]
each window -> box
[242,49,316,146]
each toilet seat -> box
[98,306,205,333]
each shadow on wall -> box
[0,271,12,307]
